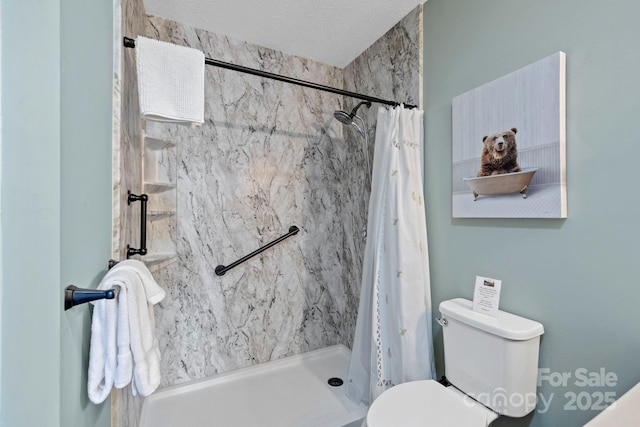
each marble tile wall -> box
[113,0,422,424]
[143,14,351,387]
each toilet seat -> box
[366,380,499,427]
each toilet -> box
[367,298,544,426]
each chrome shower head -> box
[334,101,371,137]
[334,101,372,194]
[333,110,354,125]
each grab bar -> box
[215,226,300,276]
[127,191,148,258]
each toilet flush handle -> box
[436,317,448,327]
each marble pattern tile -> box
[144,14,353,386]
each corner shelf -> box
[148,210,176,220]
[142,136,178,271]
[143,252,178,272]
[144,182,177,192]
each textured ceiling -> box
[143,0,427,68]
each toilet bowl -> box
[366,298,544,426]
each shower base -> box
[139,345,367,427]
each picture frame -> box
[452,52,567,218]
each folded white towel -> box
[87,280,119,404]
[135,36,205,125]
[87,260,166,403]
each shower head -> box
[333,110,354,125]
[334,101,372,192]
[333,101,371,137]
[334,101,372,123]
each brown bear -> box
[477,127,521,177]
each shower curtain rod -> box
[123,37,416,109]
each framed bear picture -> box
[451,52,567,218]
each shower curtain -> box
[346,105,436,406]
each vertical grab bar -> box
[127,191,148,257]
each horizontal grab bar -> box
[215,226,300,276]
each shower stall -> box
[111,0,424,424]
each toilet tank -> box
[439,298,544,417]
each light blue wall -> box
[1,0,62,425]
[59,0,113,425]
[1,0,112,426]
[424,0,640,426]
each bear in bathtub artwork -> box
[477,127,521,177]
[463,127,538,202]
[452,52,567,218]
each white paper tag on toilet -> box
[473,276,502,317]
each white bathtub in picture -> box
[139,345,367,427]
[463,167,539,200]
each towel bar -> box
[64,285,117,311]
[63,259,121,310]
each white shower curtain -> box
[346,105,436,406]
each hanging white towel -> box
[109,260,165,397]
[113,276,132,389]
[87,281,119,404]
[135,36,205,125]
[87,260,166,403]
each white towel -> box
[135,36,205,125]
[87,260,166,403]
[113,260,165,397]
[114,277,132,389]
[87,280,119,404]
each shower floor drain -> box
[327,377,344,387]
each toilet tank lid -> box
[439,298,544,340]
